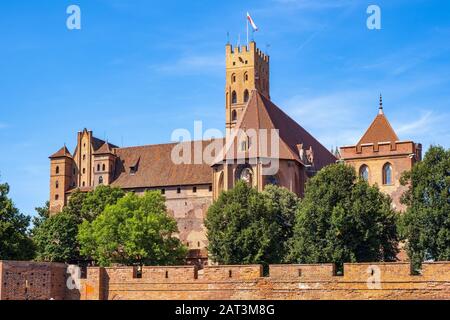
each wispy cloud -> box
[395,111,435,135]
[281,89,375,148]
[151,54,224,75]
[0,122,9,129]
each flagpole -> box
[246,14,249,46]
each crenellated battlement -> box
[1,261,449,300]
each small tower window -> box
[231,73,236,83]
[55,194,59,201]
[55,181,59,189]
[209,185,213,192]
[55,166,60,174]
[193,186,197,193]
[231,91,237,104]
[177,187,181,194]
[97,164,100,172]
[360,165,369,182]
[83,155,86,160]
[99,176,104,185]
[161,189,165,195]
[102,164,106,171]
[82,168,86,174]
[244,72,249,81]
[383,163,393,185]
[231,110,237,122]
[244,90,249,103]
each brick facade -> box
[2,261,449,300]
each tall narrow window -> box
[231,91,237,104]
[55,194,59,200]
[55,181,59,189]
[55,166,60,174]
[244,72,248,81]
[244,90,249,103]
[360,165,369,182]
[231,73,236,83]
[97,164,100,172]
[102,164,106,171]
[383,163,393,185]
[232,110,237,122]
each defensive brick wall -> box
[80,262,450,300]
[1,261,449,300]
[0,261,79,300]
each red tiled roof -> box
[218,90,337,169]
[111,140,222,189]
[94,142,116,155]
[49,146,72,159]
[357,108,399,145]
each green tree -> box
[205,181,299,266]
[77,185,125,222]
[78,191,187,267]
[399,146,450,269]
[287,164,399,270]
[32,186,125,262]
[0,182,35,260]
[33,212,80,262]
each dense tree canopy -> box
[399,146,450,269]
[32,211,80,262]
[287,164,399,269]
[0,182,34,260]
[32,186,126,262]
[205,181,299,266]
[78,191,187,267]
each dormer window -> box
[129,157,140,175]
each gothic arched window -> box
[383,163,393,185]
[232,110,237,122]
[231,73,236,83]
[231,91,237,104]
[244,90,249,103]
[360,165,369,182]
[236,165,253,186]
[55,166,60,174]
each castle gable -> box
[220,90,336,170]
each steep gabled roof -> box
[219,90,336,169]
[357,106,399,145]
[94,142,117,155]
[49,146,72,159]
[111,139,223,189]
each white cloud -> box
[395,111,434,135]
[151,54,224,75]
[280,90,375,148]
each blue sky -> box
[1,0,449,218]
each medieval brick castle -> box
[49,42,422,265]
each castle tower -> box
[93,142,117,187]
[49,146,74,214]
[225,41,270,135]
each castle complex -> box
[49,42,421,265]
